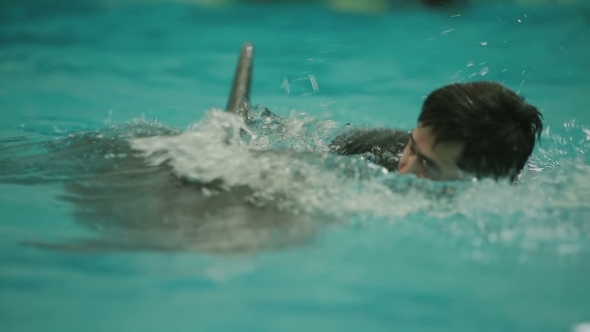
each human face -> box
[397,124,465,181]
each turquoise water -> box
[1,1,590,331]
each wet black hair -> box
[418,81,543,181]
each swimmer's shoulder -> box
[330,127,409,171]
[330,127,409,156]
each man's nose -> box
[398,155,420,177]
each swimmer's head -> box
[398,81,543,182]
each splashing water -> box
[1,107,589,254]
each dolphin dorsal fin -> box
[225,42,253,121]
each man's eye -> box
[421,158,430,170]
[421,159,439,178]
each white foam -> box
[127,109,590,253]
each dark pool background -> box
[1,1,589,331]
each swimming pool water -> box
[1,1,589,331]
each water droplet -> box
[309,74,319,91]
[282,77,290,95]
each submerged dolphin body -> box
[17,43,322,253]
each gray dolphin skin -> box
[225,42,253,120]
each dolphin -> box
[17,43,322,253]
